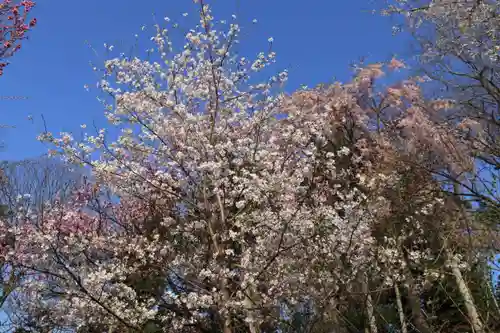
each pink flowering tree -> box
[283,61,499,333]
[10,2,401,331]
[382,0,500,209]
[0,0,36,75]
[0,157,82,331]
[1,1,493,333]
[379,4,500,331]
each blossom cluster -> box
[0,0,36,75]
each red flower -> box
[0,0,36,76]
[20,0,35,11]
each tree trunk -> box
[222,280,232,333]
[362,275,378,333]
[405,271,432,333]
[486,278,500,317]
[394,283,408,333]
[448,252,485,333]
[244,284,258,333]
[447,185,485,333]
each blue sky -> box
[0,0,408,161]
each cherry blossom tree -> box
[378,2,500,331]
[0,0,36,75]
[0,1,496,332]
[0,157,82,331]
[382,0,500,208]
[283,62,500,333]
[5,2,408,332]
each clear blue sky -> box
[0,0,408,161]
